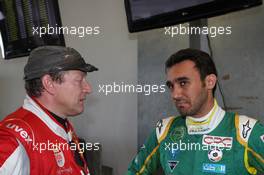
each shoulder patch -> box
[0,119,35,145]
[156,116,175,143]
[236,115,257,144]
[260,134,264,143]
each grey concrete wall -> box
[0,0,137,174]
[138,27,189,146]
[138,4,264,147]
[0,58,26,117]
[208,5,264,122]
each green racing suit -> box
[126,101,264,175]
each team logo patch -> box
[202,135,233,148]
[5,123,33,143]
[242,120,251,139]
[203,163,226,174]
[170,126,185,142]
[261,135,264,143]
[188,126,210,134]
[167,160,179,172]
[156,119,163,134]
[208,148,223,162]
[53,148,65,167]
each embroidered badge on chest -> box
[208,148,223,162]
[170,126,185,142]
[202,135,233,149]
[202,163,226,174]
[167,160,179,172]
[53,148,65,167]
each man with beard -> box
[126,48,264,175]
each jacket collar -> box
[186,99,226,135]
[22,95,70,141]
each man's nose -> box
[171,85,183,99]
[83,80,92,94]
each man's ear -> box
[205,74,217,90]
[41,74,55,95]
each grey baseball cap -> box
[24,45,98,80]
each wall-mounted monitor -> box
[0,0,65,59]
[124,0,262,33]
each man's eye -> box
[179,81,187,87]
[166,81,173,89]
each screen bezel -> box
[124,0,262,33]
[0,0,65,59]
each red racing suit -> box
[0,96,90,175]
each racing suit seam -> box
[137,144,160,175]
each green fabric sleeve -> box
[126,129,160,175]
[248,122,264,174]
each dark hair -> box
[165,48,218,95]
[25,71,66,97]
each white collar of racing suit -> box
[22,95,71,142]
[186,99,225,135]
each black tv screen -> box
[0,0,65,59]
[125,0,262,32]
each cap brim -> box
[76,63,98,72]
[68,64,98,72]
[24,63,98,80]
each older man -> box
[0,46,98,175]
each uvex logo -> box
[202,135,233,148]
[6,123,33,143]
